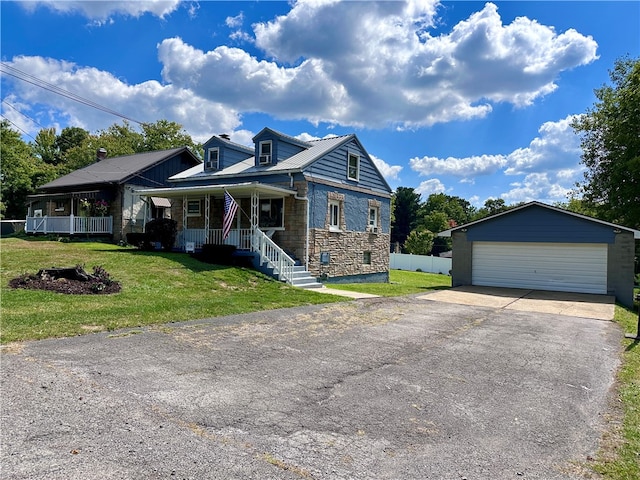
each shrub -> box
[145,218,178,251]
[126,232,153,250]
[196,244,237,265]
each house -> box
[136,128,392,285]
[439,201,640,307]
[25,147,201,243]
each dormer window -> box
[259,141,272,165]
[347,152,359,181]
[205,148,219,170]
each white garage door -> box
[472,242,607,294]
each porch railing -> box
[25,216,113,235]
[252,228,296,284]
[177,229,252,250]
[179,227,296,284]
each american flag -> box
[223,191,238,240]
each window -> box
[368,207,378,228]
[186,200,201,217]
[205,148,219,170]
[259,198,284,228]
[347,152,359,181]
[329,200,341,231]
[363,251,372,265]
[259,141,272,164]
[55,200,65,212]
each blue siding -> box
[203,138,252,170]
[466,205,616,243]
[253,130,306,166]
[308,182,391,233]
[136,153,199,187]
[306,138,390,194]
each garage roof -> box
[438,201,640,239]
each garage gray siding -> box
[607,231,636,306]
[451,230,472,287]
[466,205,616,243]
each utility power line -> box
[0,62,146,126]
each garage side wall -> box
[608,231,635,308]
[451,231,472,287]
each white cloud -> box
[247,0,597,127]
[415,179,446,196]
[371,154,402,181]
[504,115,582,175]
[226,12,244,28]
[20,1,182,22]
[501,172,573,204]
[409,154,508,178]
[2,55,240,143]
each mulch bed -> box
[9,265,121,295]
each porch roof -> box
[134,182,297,199]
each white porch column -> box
[204,194,210,243]
[182,195,188,233]
[250,190,259,251]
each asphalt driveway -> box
[1,295,622,479]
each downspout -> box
[290,173,309,271]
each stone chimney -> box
[96,148,108,162]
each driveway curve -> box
[1,295,622,479]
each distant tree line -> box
[1,120,200,219]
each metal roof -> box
[169,135,353,182]
[37,147,200,190]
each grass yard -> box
[0,237,347,343]
[592,293,640,480]
[325,268,451,296]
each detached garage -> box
[441,202,639,307]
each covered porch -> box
[25,190,114,236]
[135,182,312,285]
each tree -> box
[142,120,199,152]
[32,128,59,165]
[403,229,435,256]
[473,198,510,220]
[0,121,57,219]
[571,56,640,228]
[391,187,421,250]
[420,193,476,227]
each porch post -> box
[70,214,74,235]
[251,190,259,250]
[204,194,210,244]
[182,195,188,244]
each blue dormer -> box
[203,134,253,172]
[253,127,310,167]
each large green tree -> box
[0,121,57,219]
[571,56,640,228]
[391,187,421,250]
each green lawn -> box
[327,268,451,296]
[0,237,347,343]
[591,292,640,480]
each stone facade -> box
[308,228,390,281]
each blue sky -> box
[1,1,638,207]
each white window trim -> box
[259,141,272,164]
[259,197,285,229]
[368,207,378,227]
[347,152,360,181]
[329,200,341,232]
[206,147,219,170]
[186,199,201,217]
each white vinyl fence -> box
[390,253,452,275]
